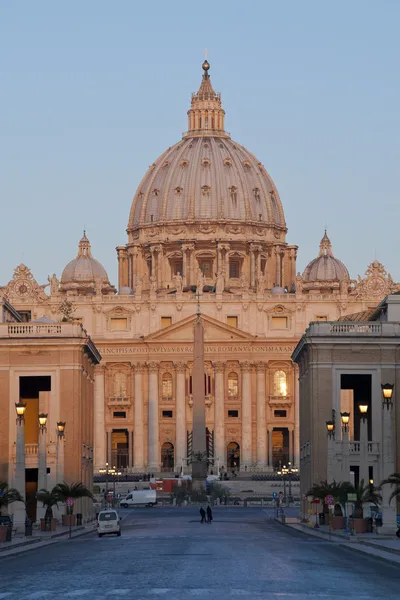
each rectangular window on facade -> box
[161,317,172,328]
[227,316,238,328]
[172,261,183,276]
[162,410,173,418]
[18,311,31,323]
[274,409,287,417]
[271,316,288,329]
[199,260,212,277]
[110,318,128,331]
[113,411,126,418]
[315,315,328,322]
[229,260,240,279]
[228,409,239,418]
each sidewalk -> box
[283,518,400,565]
[0,523,95,558]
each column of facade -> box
[274,246,282,287]
[289,427,294,464]
[255,363,267,468]
[381,400,397,533]
[359,415,369,486]
[249,247,256,287]
[241,362,252,469]
[133,364,145,471]
[214,362,225,466]
[148,362,160,471]
[175,362,186,472]
[94,366,106,470]
[293,365,300,467]
[268,428,273,468]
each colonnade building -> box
[1,61,398,479]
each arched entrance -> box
[161,442,174,472]
[227,442,240,472]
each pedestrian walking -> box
[199,506,206,523]
[206,505,213,523]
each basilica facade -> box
[1,61,398,476]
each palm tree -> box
[53,482,93,515]
[380,472,400,505]
[350,479,381,519]
[36,488,61,522]
[0,482,23,515]
[306,480,352,517]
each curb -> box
[337,542,400,567]
[0,526,94,558]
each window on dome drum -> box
[199,260,212,277]
[271,316,288,329]
[113,411,126,419]
[261,259,266,274]
[162,410,173,418]
[315,315,328,322]
[228,372,239,398]
[274,410,287,418]
[227,316,238,328]
[228,410,239,418]
[162,373,173,400]
[110,318,128,331]
[274,371,287,397]
[229,260,240,279]
[161,317,172,328]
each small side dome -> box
[61,232,116,295]
[302,232,349,291]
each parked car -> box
[97,510,121,537]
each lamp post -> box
[358,404,369,486]
[277,469,286,504]
[380,382,397,534]
[340,412,350,482]
[14,402,27,531]
[326,414,336,481]
[38,413,48,493]
[56,422,66,485]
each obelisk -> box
[191,299,207,489]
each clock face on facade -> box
[15,280,31,297]
[366,277,386,295]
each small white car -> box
[97,510,121,537]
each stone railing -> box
[11,443,38,458]
[269,394,292,405]
[341,440,379,455]
[2,322,84,338]
[107,396,132,407]
[305,321,400,337]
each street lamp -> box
[326,420,335,438]
[381,383,394,409]
[38,413,48,431]
[358,404,368,421]
[56,422,66,437]
[340,412,350,432]
[15,402,27,423]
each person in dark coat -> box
[206,505,213,523]
[199,507,206,523]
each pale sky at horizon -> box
[1,1,399,288]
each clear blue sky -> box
[1,1,399,287]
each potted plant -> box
[53,482,93,526]
[349,479,381,534]
[36,488,60,531]
[307,480,343,526]
[0,482,23,542]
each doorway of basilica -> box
[161,442,174,472]
[227,442,240,472]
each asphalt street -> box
[1,507,400,599]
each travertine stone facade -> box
[1,62,399,475]
[0,321,100,520]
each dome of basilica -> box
[128,61,285,233]
[302,232,349,287]
[61,232,115,294]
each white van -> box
[97,509,121,537]
[120,489,157,508]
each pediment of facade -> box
[145,314,254,342]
